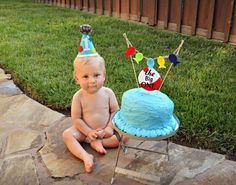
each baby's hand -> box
[96,128,105,139]
[87,130,98,141]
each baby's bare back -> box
[81,89,110,129]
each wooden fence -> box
[36,0,236,44]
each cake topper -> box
[157,56,166,69]
[123,33,184,91]
[77,24,98,57]
[138,66,161,91]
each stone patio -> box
[0,68,236,185]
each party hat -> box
[77,24,98,57]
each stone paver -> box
[39,116,139,179]
[0,94,65,131]
[5,128,43,155]
[125,142,226,184]
[0,154,39,185]
[0,68,236,185]
[175,160,236,185]
[0,80,22,97]
[39,117,85,177]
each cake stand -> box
[110,115,180,185]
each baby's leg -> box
[102,135,120,148]
[102,135,128,148]
[62,127,94,173]
[90,139,107,154]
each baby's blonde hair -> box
[73,55,106,81]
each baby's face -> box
[75,61,105,94]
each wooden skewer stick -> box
[123,33,139,87]
[159,40,184,90]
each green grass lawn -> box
[0,0,235,159]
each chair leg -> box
[111,137,122,184]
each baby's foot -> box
[83,154,94,173]
[90,139,107,154]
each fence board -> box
[191,0,198,35]
[213,0,228,33]
[61,0,66,6]
[176,0,183,32]
[169,0,181,31]
[112,0,121,17]
[96,0,104,15]
[141,1,149,23]
[147,0,157,25]
[130,0,141,21]
[70,0,75,8]
[232,2,236,35]
[56,0,61,6]
[157,0,169,28]
[82,0,89,11]
[65,0,70,8]
[104,0,112,15]
[197,0,209,30]
[182,0,198,35]
[88,0,96,13]
[207,0,215,38]
[229,0,236,43]
[224,0,234,42]
[75,0,83,9]
[120,0,129,19]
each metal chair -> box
[111,120,179,184]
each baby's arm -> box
[71,91,98,141]
[104,88,119,138]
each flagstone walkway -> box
[0,68,236,185]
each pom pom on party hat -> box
[77,24,98,57]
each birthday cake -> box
[112,88,179,138]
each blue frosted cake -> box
[112,88,179,138]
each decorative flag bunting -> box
[124,46,136,58]
[123,33,184,91]
[133,53,144,63]
[147,58,155,69]
[157,56,166,68]
[168,53,180,67]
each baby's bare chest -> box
[81,96,109,113]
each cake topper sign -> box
[123,33,184,91]
[138,67,161,91]
[138,57,161,91]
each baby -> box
[62,55,120,173]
